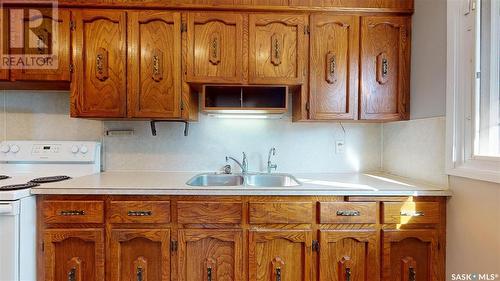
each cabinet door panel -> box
[10,9,70,82]
[187,12,243,83]
[382,230,439,281]
[179,229,243,281]
[0,8,10,80]
[43,229,104,281]
[249,230,312,281]
[71,10,127,118]
[360,16,411,120]
[128,11,182,118]
[309,15,359,120]
[249,14,306,85]
[319,230,378,281]
[110,229,170,281]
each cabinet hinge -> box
[181,23,187,33]
[304,25,310,35]
[69,64,74,73]
[171,240,178,252]
[312,240,319,252]
[305,101,310,111]
[70,20,76,31]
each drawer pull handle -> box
[60,210,85,216]
[67,268,76,281]
[275,268,281,281]
[400,211,424,217]
[128,210,152,217]
[336,210,360,216]
[345,267,351,281]
[409,267,416,281]
[207,267,212,281]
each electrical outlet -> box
[335,140,345,154]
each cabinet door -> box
[319,230,378,281]
[309,15,359,120]
[249,230,312,281]
[127,11,182,119]
[0,8,9,80]
[178,229,243,281]
[249,14,307,85]
[360,16,411,121]
[10,9,70,82]
[43,229,105,281]
[382,230,439,281]
[71,10,127,118]
[187,12,243,83]
[110,229,171,281]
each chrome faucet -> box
[226,152,248,174]
[267,147,277,173]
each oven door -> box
[0,201,20,281]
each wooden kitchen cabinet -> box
[0,8,10,81]
[360,16,411,121]
[70,10,127,118]
[249,230,312,281]
[43,229,105,281]
[382,229,439,281]
[110,229,171,281]
[319,230,378,281]
[249,13,307,85]
[309,14,359,120]
[178,229,243,281]
[186,12,244,84]
[9,9,71,82]
[127,11,182,119]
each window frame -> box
[446,0,500,184]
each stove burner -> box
[30,175,71,184]
[0,182,39,191]
[0,175,10,180]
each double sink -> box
[187,173,301,187]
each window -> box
[446,0,500,183]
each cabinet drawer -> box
[249,202,313,224]
[177,201,242,224]
[108,201,171,224]
[382,202,440,224]
[319,202,377,224]
[42,200,104,224]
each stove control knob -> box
[0,144,10,153]
[71,145,79,154]
[80,146,88,154]
[10,145,20,153]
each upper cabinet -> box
[71,10,127,118]
[127,11,182,119]
[309,14,359,120]
[186,12,244,84]
[360,16,411,121]
[0,8,10,81]
[249,14,307,85]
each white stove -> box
[0,140,101,281]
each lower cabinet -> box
[42,229,105,281]
[249,230,313,281]
[319,230,378,281]
[178,229,243,281]
[110,229,171,281]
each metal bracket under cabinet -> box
[150,120,189,137]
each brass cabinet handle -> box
[400,211,424,217]
[275,268,281,281]
[60,210,85,216]
[345,268,351,281]
[67,268,76,281]
[209,32,221,65]
[137,267,143,281]
[128,210,152,217]
[271,33,282,66]
[96,47,109,81]
[152,48,163,82]
[326,52,336,84]
[409,267,416,281]
[336,210,360,216]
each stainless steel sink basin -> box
[245,173,301,187]
[187,174,244,187]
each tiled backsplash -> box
[1,90,382,173]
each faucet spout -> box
[226,153,248,174]
[267,147,277,173]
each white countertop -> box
[30,171,452,196]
